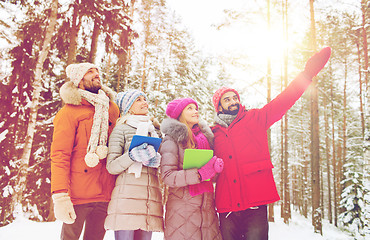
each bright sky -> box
[165,0,362,106]
[166,0,311,105]
[166,0,246,52]
[166,0,360,55]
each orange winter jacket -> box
[50,82,120,205]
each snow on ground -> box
[0,206,355,240]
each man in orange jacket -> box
[50,63,119,240]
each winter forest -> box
[0,0,369,239]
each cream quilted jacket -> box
[104,122,164,232]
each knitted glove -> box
[303,47,331,79]
[52,193,76,224]
[142,152,161,168]
[129,143,157,163]
[198,156,224,181]
[214,156,224,173]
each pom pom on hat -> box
[66,63,98,87]
[115,90,148,115]
[212,87,240,113]
[166,98,198,119]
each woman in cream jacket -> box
[104,90,163,240]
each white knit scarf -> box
[125,115,158,178]
[78,89,110,168]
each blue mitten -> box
[129,143,157,163]
[142,152,161,168]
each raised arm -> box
[261,47,331,128]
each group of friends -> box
[50,47,331,240]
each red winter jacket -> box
[212,72,311,213]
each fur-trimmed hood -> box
[161,118,214,148]
[59,81,116,105]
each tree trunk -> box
[89,20,100,63]
[292,165,298,207]
[282,0,291,224]
[362,0,369,90]
[336,143,343,215]
[342,60,348,190]
[303,146,309,218]
[280,76,285,219]
[67,3,80,65]
[267,0,275,222]
[355,30,366,139]
[331,82,338,226]
[301,115,309,218]
[324,96,332,223]
[140,0,152,92]
[116,28,130,91]
[11,0,58,217]
[320,161,324,219]
[309,0,322,234]
[123,0,136,90]
[104,46,113,86]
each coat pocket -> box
[242,160,273,175]
[70,157,104,199]
[241,160,278,204]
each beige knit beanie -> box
[66,63,98,86]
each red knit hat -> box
[166,98,198,119]
[212,87,240,113]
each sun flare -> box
[221,23,289,66]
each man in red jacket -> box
[211,47,331,240]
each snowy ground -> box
[0,207,356,240]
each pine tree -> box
[12,0,58,219]
[0,1,41,225]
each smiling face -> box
[218,91,240,115]
[78,68,101,94]
[179,103,199,128]
[129,95,149,115]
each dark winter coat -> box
[212,72,311,213]
[50,81,120,205]
[159,118,222,240]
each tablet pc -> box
[129,135,162,152]
[183,149,214,169]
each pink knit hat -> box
[212,87,240,113]
[166,98,198,119]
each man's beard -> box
[85,77,101,94]
[85,85,101,94]
[220,103,239,115]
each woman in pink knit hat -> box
[159,98,223,240]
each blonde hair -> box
[178,114,196,149]
[116,113,132,125]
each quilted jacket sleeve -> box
[106,124,135,175]
[159,136,200,188]
[50,107,76,193]
[260,72,312,129]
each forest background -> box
[0,0,369,239]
